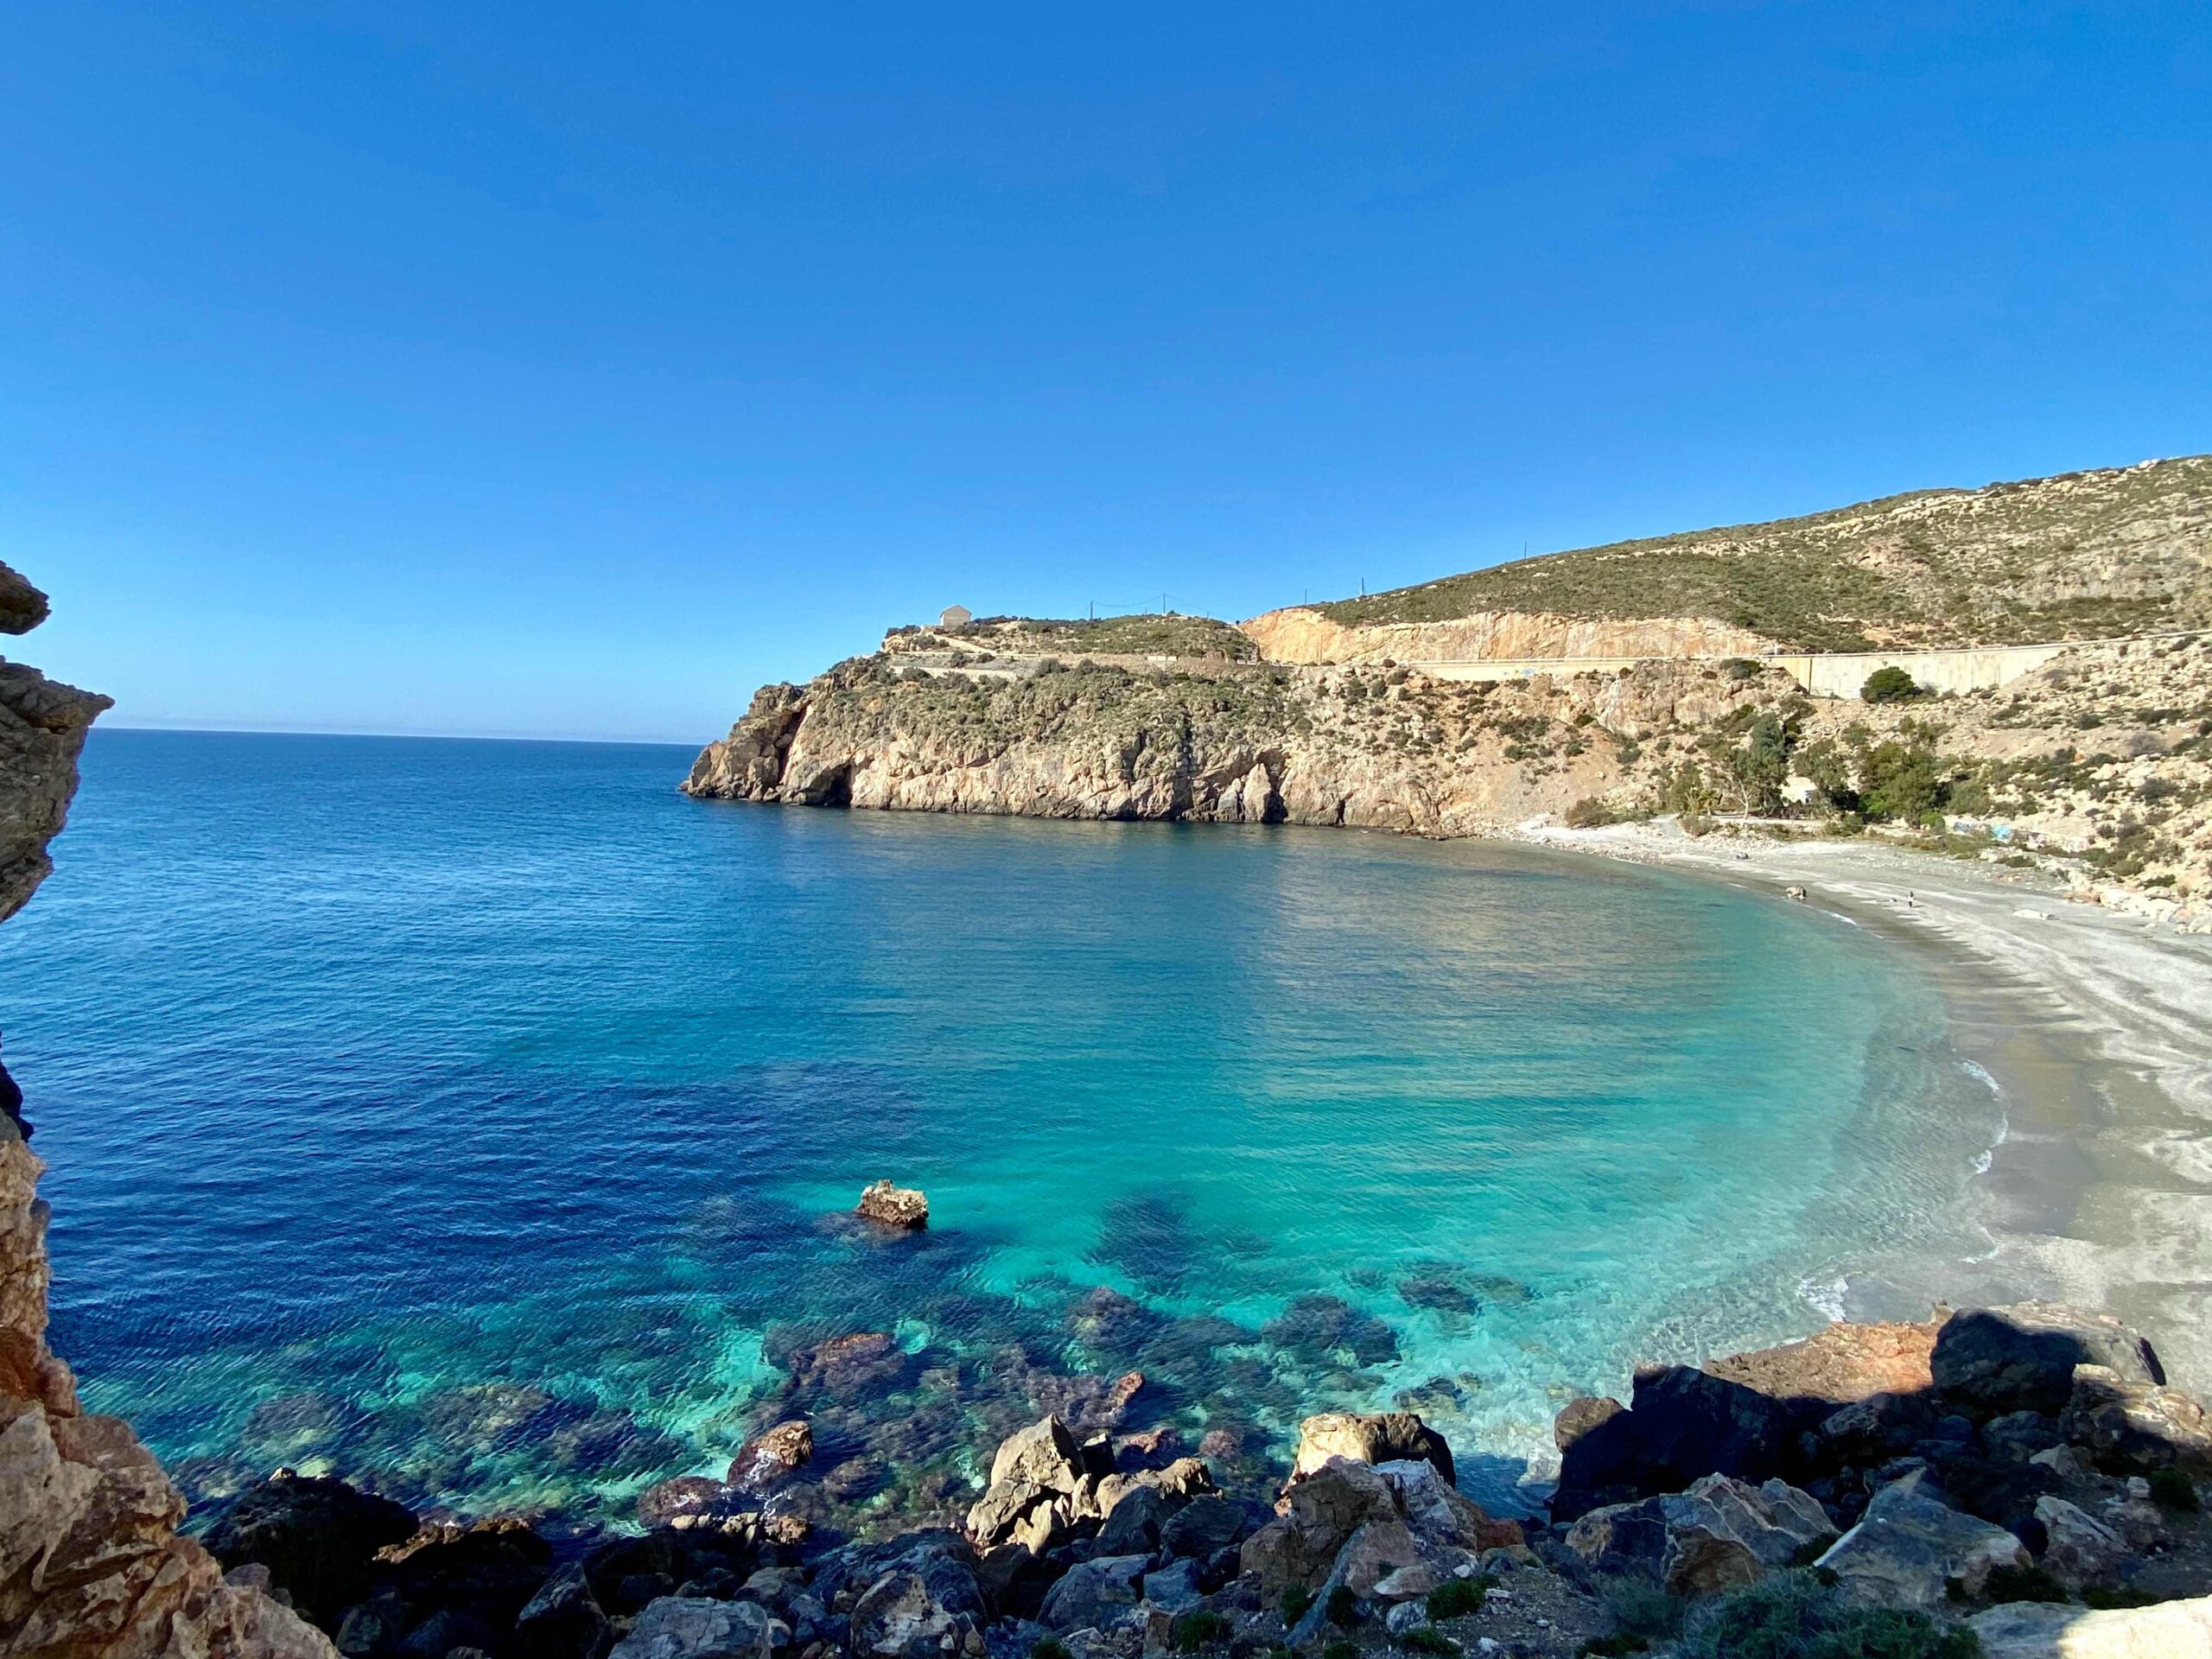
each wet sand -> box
[1518,818,2212,1387]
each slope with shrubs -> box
[1313,456,2212,652]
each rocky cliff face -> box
[681,653,1789,836]
[0,563,335,1658]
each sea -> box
[0,729,2005,1524]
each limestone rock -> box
[857,1180,929,1230]
[1156,1495,1249,1560]
[1815,1471,2031,1609]
[612,1595,781,1659]
[1291,1412,1454,1484]
[2034,1496,2126,1593]
[1039,1554,1148,1632]
[2060,1365,2212,1476]
[1139,1558,1205,1616]
[1931,1305,2164,1417]
[1563,1474,1836,1597]
[1971,1593,2212,1658]
[1240,1458,1398,1596]
[990,1417,1085,1493]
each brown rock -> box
[729,1419,814,1490]
[856,1180,929,1230]
[1704,1317,1942,1404]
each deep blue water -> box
[0,730,2000,1523]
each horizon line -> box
[94,721,702,749]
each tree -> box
[1730,713,1789,812]
[1860,735,1946,823]
[1860,666,1923,704]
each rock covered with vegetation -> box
[1299,454,2212,652]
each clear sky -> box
[5,3,2208,742]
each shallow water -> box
[2,730,2002,1523]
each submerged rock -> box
[728,1419,814,1491]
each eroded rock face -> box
[0,568,328,1656]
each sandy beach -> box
[1517,817,2212,1389]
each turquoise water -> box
[0,730,1999,1525]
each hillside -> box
[1311,455,2212,652]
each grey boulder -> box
[609,1598,780,1659]
[1815,1471,2030,1609]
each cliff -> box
[0,564,334,1657]
[681,654,1793,836]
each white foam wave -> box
[1797,1271,1848,1322]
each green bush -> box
[1397,1629,1454,1654]
[1281,1587,1314,1626]
[1581,1637,1650,1657]
[2149,1468,2200,1511]
[1861,666,1926,703]
[1325,1586,1361,1628]
[1032,1642,1071,1659]
[1566,796,1625,829]
[1323,1643,1360,1659]
[1426,1577,1489,1620]
[1173,1611,1234,1651]
[2083,1586,2158,1610]
[1680,1573,1979,1659]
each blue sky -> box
[4,3,2208,742]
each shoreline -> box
[1512,815,2212,1389]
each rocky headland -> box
[683,458,2212,909]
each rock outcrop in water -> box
[0,563,335,1657]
